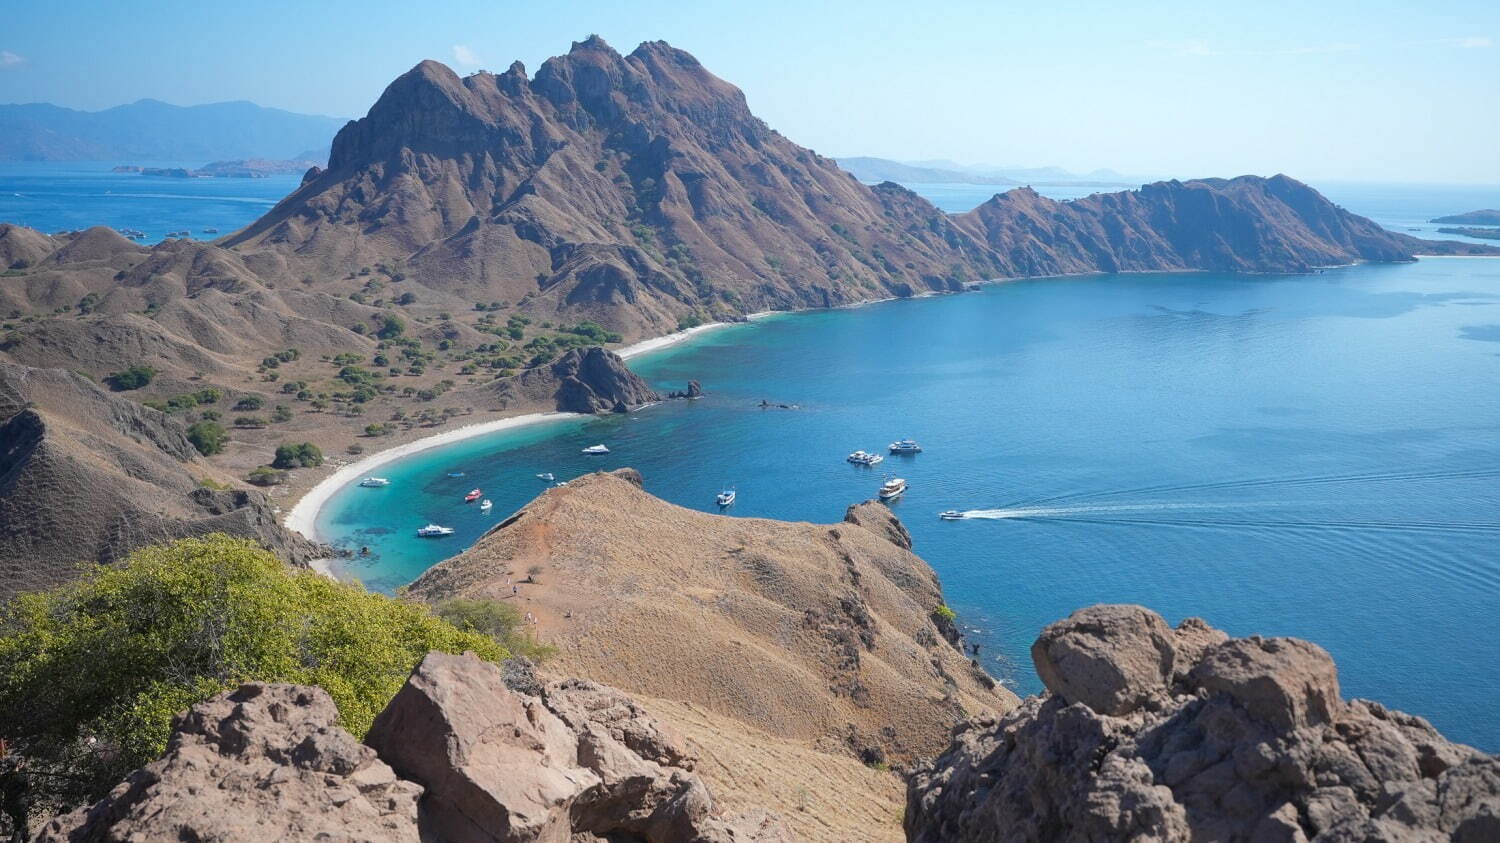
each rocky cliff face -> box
[905,605,1500,842]
[219,38,1491,341]
[0,362,324,598]
[39,655,787,842]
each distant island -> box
[111,157,325,179]
[1437,226,1500,240]
[1430,209,1500,225]
[835,156,1135,187]
[0,99,340,161]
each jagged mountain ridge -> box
[220,36,1492,341]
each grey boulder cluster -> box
[39,652,787,842]
[906,604,1500,842]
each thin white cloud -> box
[451,44,481,68]
[1416,36,1492,49]
[0,50,25,70]
[1147,40,1358,57]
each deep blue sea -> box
[0,161,300,243]
[4,164,1497,749]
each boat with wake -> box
[581,444,610,455]
[416,524,455,537]
[939,510,964,520]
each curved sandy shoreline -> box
[283,411,585,543]
[284,316,773,548]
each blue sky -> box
[2,0,1496,182]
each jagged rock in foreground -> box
[36,683,422,842]
[37,654,787,842]
[0,362,324,599]
[366,650,787,842]
[906,604,1500,842]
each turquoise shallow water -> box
[319,256,1500,750]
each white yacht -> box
[479,499,493,511]
[847,450,884,466]
[416,524,455,537]
[716,487,736,507]
[939,510,964,520]
[889,438,922,454]
[358,477,390,487]
[581,444,610,455]
[878,478,908,500]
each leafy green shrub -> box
[375,314,405,340]
[233,416,268,428]
[192,388,222,405]
[272,404,293,423]
[185,421,227,456]
[0,535,505,828]
[271,442,323,469]
[104,365,156,391]
[246,466,285,486]
[233,395,264,411]
[931,605,957,624]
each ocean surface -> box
[0,161,301,243]
[5,165,1497,749]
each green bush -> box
[104,365,156,391]
[0,535,505,829]
[931,605,957,624]
[271,442,323,469]
[245,466,284,486]
[185,421,227,456]
[233,395,264,411]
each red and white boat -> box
[464,488,482,502]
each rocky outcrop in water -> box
[906,604,1500,842]
[36,683,422,842]
[493,345,660,413]
[1430,209,1500,225]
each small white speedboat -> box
[716,488,736,507]
[537,472,555,481]
[480,499,492,511]
[358,477,390,487]
[581,444,610,455]
[416,524,455,537]
[939,510,964,520]
[878,478,908,500]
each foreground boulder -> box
[907,604,1500,842]
[36,683,421,842]
[365,650,787,842]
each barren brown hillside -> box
[408,468,1015,840]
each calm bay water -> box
[319,255,1500,750]
[6,164,1496,748]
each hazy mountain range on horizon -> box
[0,98,345,162]
[834,156,1143,187]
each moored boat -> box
[889,438,922,454]
[479,499,493,511]
[716,487,736,507]
[847,450,883,466]
[464,488,482,502]
[581,444,610,455]
[878,477,907,500]
[416,524,454,537]
[358,477,390,487]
